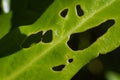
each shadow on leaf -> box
[0,28,26,58]
[0,0,54,58]
[0,28,53,58]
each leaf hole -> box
[60,8,68,18]
[67,19,115,51]
[42,30,53,43]
[21,31,43,48]
[52,64,65,71]
[68,58,73,63]
[76,4,84,17]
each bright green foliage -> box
[0,0,120,80]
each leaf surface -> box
[0,0,120,80]
[0,12,11,39]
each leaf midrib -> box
[7,0,115,80]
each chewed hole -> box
[68,58,73,63]
[76,4,84,17]
[22,31,43,48]
[91,19,115,42]
[21,30,53,48]
[67,19,115,51]
[52,64,65,71]
[42,30,53,43]
[60,8,68,18]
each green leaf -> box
[0,12,11,39]
[0,0,120,80]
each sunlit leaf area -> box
[0,0,120,80]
